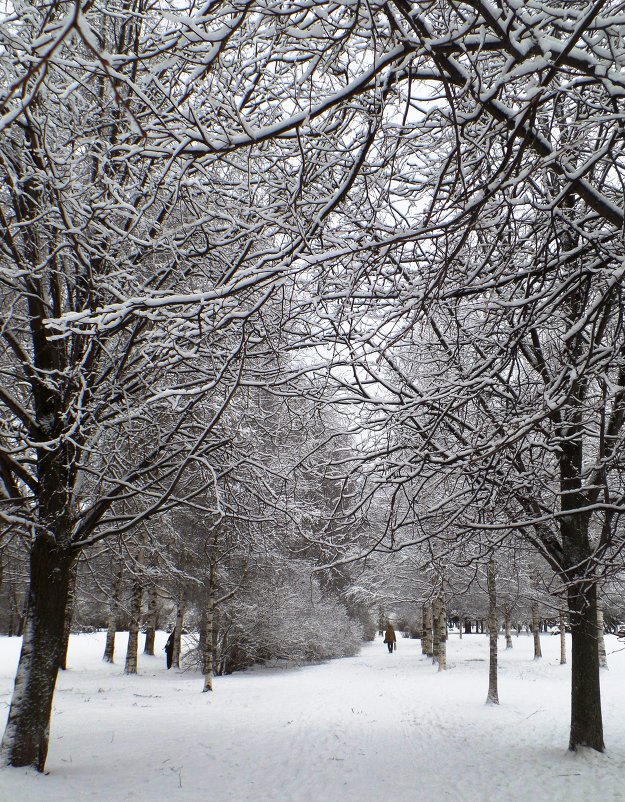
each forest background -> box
[2,0,625,776]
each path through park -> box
[1,631,624,801]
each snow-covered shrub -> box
[212,559,363,672]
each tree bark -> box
[431,598,440,665]
[59,561,79,671]
[124,573,143,675]
[202,563,216,692]
[172,594,186,670]
[504,606,513,649]
[103,559,123,663]
[531,602,542,659]
[486,559,499,704]
[559,613,567,666]
[0,539,75,771]
[143,585,158,656]
[436,599,447,671]
[422,605,433,657]
[597,595,608,670]
[568,581,604,751]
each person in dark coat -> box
[384,623,397,653]
[164,629,175,669]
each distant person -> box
[384,623,396,654]
[164,629,175,669]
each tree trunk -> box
[422,605,433,657]
[568,581,604,751]
[436,599,447,671]
[103,559,123,663]
[143,585,158,656]
[124,574,143,675]
[504,606,513,649]
[560,613,567,665]
[431,598,440,665]
[172,595,186,670]
[202,563,216,692]
[0,539,75,771]
[531,602,542,659]
[596,595,608,670]
[486,559,499,704]
[59,560,79,671]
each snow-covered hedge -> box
[192,559,364,672]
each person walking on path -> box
[164,629,175,669]
[384,623,397,653]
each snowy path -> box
[1,631,625,801]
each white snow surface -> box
[1,630,624,801]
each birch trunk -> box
[560,613,567,665]
[486,559,499,704]
[202,563,216,692]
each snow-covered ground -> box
[0,630,624,801]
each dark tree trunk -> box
[557,422,604,751]
[0,538,75,771]
[568,581,604,751]
[143,585,158,656]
